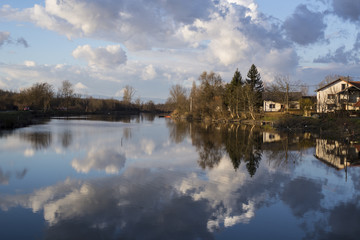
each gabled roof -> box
[262,92,302,102]
[349,81,360,90]
[316,78,360,92]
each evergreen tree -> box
[226,68,243,118]
[246,64,264,109]
[231,68,243,86]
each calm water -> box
[0,114,359,240]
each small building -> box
[262,92,302,112]
[316,78,360,113]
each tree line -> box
[0,81,169,113]
[167,64,264,120]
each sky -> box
[1,0,360,101]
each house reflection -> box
[315,139,360,170]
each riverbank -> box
[0,110,170,130]
[171,111,360,141]
[0,111,41,129]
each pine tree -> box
[226,68,243,118]
[246,64,264,109]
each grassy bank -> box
[0,111,39,129]
[272,113,360,140]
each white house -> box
[263,92,302,112]
[316,78,360,113]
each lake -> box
[0,114,359,240]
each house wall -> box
[263,101,282,112]
[317,80,349,113]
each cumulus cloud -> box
[314,33,360,64]
[1,0,216,50]
[332,0,360,22]
[142,64,157,80]
[283,4,327,45]
[72,45,127,68]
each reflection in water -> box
[2,117,360,239]
[315,139,360,170]
[263,132,315,169]
[122,127,132,140]
[0,168,28,185]
[20,132,52,150]
[169,121,263,177]
[0,169,214,239]
[0,168,10,185]
[60,130,72,148]
[72,148,126,174]
[191,123,224,170]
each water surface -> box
[0,115,359,239]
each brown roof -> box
[349,81,360,90]
[262,92,302,102]
[315,78,360,92]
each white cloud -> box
[24,60,36,67]
[74,82,88,90]
[142,64,157,80]
[72,44,127,69]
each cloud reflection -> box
[72,148,126,174]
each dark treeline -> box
[0,80,170,114]
[167,64,264,120]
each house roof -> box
[262,92,302,102]
[349,81,360,90]
[316,78,360,92]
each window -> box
[342,84,346,90]
[269,104,275,108]
[328,94,335,99]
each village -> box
[263,77,360,115]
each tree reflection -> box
[190,123,225,169]
[167,119,190,144]
[60,130,72,148]
[264,132,315,169]
[223,125,262,177]
[168,120,264,177]
[20,132,52,150]
[0,168,10,185]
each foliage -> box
[168,65,266,120]
[0,83,167,115]
[167,84,189,114]
[19,82,54,111]
[246,64,264,109]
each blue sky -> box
[1,0,360,101]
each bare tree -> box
[123,85,136,104]
[167,84,188,113]
[58,80,75,110]
[20,82,54,111]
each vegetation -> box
[0,81,170,129]
[167,64,264,121]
